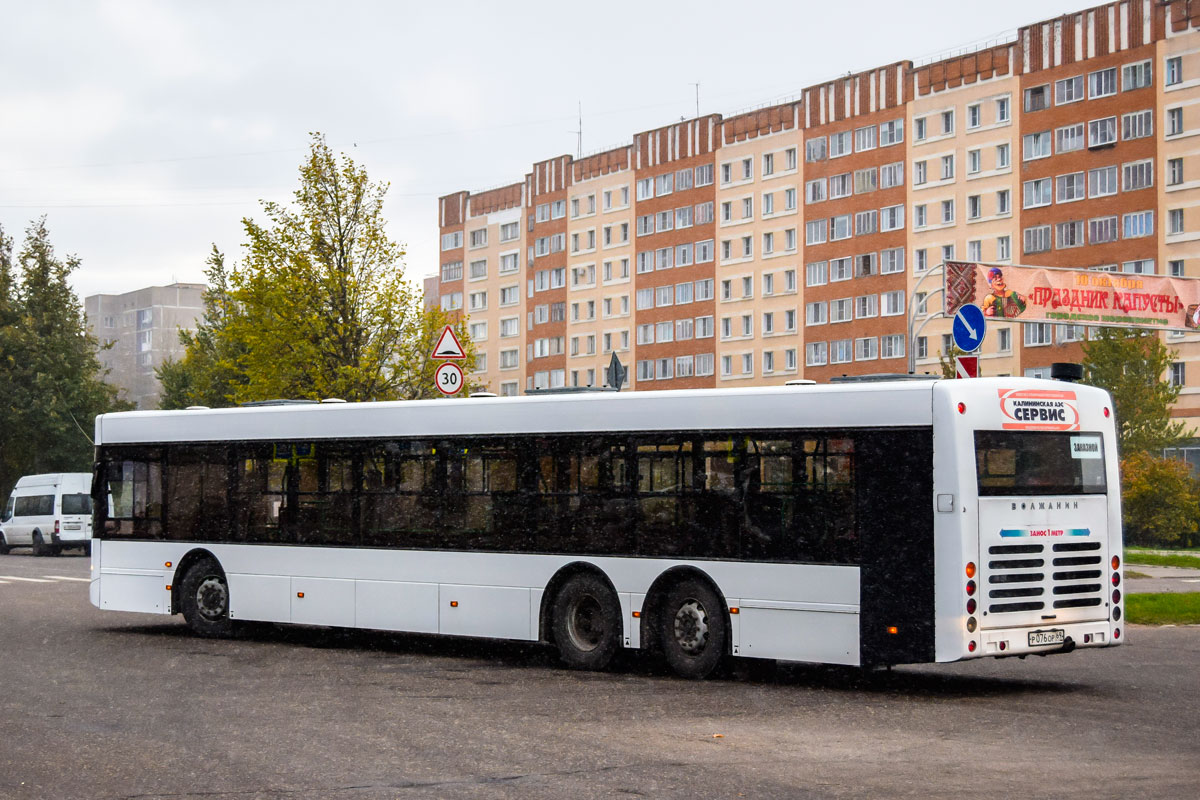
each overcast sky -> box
[1,0,1091,300]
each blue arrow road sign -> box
[952,303,986,353]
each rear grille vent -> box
[1053,541,1101,552]
[985,542,1107,616]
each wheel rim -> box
[566,594,605,652]
[195,576,228,621]
[673,599,709,655]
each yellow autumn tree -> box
[1120,451,1200,548]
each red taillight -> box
[1114,628,1121,639]
[1111,555,1120,570]
[1113,589,1121,604]
[966,580,977,596]
[1104,407,1110,418]
[55,521,60,534]
[957,402,966,414]
[999,641,1007,651]
[965,562,977,579]
[966,598,977,614]
[1112,572,1121,586]
[968,640,977,652]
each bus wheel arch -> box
[642,567,730,680]
[175,550,233,638]
[541,563,622,671]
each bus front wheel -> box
[180,557,234,638]
[551,573,621,671]
[658,578,728,680]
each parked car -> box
[0,473,93,556]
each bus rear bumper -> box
[978,620,1121,658]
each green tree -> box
[0,219,131,499]
[157,246,249,409]
[160,133,471,407]
[1081,327,1187,456]
[1120,451,1200,548]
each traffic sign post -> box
[952,303,986,353]
[435,362,464,395]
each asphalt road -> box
[1,553,1198,800]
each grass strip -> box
[1125,592,1200,625]
[1124,553,1200,569]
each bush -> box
[1121,452,1200,548]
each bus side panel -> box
[858,429,936,666]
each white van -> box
[0,473,94,556]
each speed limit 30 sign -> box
[435,361,465,396]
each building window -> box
[1024,323,1052,346]
[1123,211,1154,239]
[1168,108,1184,136]
[1023,131,1051,160]
[996,96,1010,122]
[1024,84,1049,112]
[1123,159,1154,191]
[1122,60,1152,91]
[1169,209,1185,235]
[997,236,1011,261]
[1166,57,1182,86]
[1023,225,1051,254]
[1170,260,1185,278]
[1089,67,1117,98]
[1055,75,1084,104]
[1170,363,1186,388]
[1057,122,1085,153]
[1088,117,1117,147]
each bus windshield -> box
[975,430,1107,496]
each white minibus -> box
[1,473,94,556]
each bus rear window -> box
[975,431,1107,496]
[62,494,92,515]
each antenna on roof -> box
[691,83,700,118]
[570,101,582,158]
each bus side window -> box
[102,452,163,539]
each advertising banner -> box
[944,261,1200,332]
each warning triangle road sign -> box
[431,325,466,359]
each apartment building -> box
[85,283,205,409]
[435,0,1200,428]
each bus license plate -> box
[1028,629,1065,647]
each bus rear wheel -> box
[180,557,233,638]
[551,573,621,671]
[658,578,728,680]
[31,532,50,557]
[0,534,9,555]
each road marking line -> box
[42,576,91,582]
[0,576,54,583]
[1181,579,1200,583]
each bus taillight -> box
[968,640,977,652]
[965,562,976,579]
[1111,555,1120,570]
[957,402,966,414]
[1113,628,1121,639]
[1112,572,1121,586]
[1112,589,1121,604]
[966,598,977,615]
[966,580,976,596]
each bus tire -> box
[0,533,9,555]
[82,541,91,557]
[32,531,50,557]
[551,573,622,671]
[180,557,234,638]
[658,578,727,680]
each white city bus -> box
[89,376,1124,678]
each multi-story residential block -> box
[435,0,1200,431]
[85,283,205,409]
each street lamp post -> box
[907,265,947,374]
